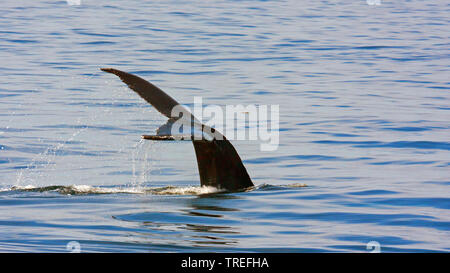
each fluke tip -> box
[100,67,116,73]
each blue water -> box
[0,0,449,252]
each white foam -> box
[286,183,307,188]
[150,185,224,195]
[10,185,37,190]
[3,184,224,196]
[3,183,303,195]
[68,185,146,194]
[67,185,223,195]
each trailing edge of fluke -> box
[101,68,254,192]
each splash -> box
[15,125,89,186]
[131,139,162,188]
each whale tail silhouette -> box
[101,68,253,191]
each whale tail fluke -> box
[101,68,183,119]
[193,139,253,191]
[101,68,254,192]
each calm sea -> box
[0,0,449,252]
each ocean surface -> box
[0,0,449,252]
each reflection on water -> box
[111,192,244,248]
[183,195,242,246]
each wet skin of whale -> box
[101,68,254,192]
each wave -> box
[1,183,307,196]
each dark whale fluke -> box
[101,68,254,191]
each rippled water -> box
[0,0,449,252]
